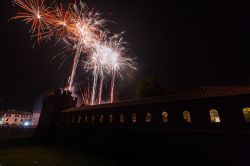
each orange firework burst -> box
[48,3,74,39]
[13,0,52,42]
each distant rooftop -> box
[63,86,250,113]
[5,110,32,115]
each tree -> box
[135,77,166,98]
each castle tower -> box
[33,89,76,142]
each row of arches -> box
[68,109,223,125]
[118,110,219,124]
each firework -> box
[13,0,53,42]
[84,33,136,104]
[13,0,136,105]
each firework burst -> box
[13,0,136,105]
[13,0,53,42]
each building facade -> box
[34,86,250,147]
[1,110,34,127]
[59,86,250,131]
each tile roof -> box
[63,86,250,112]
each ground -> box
[0,132,129,166]
[0,144,123,166]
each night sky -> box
[1,0,250,110]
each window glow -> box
[109,114,113,123]
[78,116,82,123]
[145,112,152,123]
[243,108,250,122]
[162,111,168,123]
[100,115,104,123]
[132,113,136,123]
[210,109,220,123]
[183,111,191,123]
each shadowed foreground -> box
[0,136,130,166]
[1,128,250,166]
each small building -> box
[1,109,33,127]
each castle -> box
[34,86,250,154]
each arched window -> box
[210,109,220,123]
[162,111,168,123]
[132,113,136,123]
[84,116,88,123]
[145,112,152,123]
[183,111,191,123]
[78,116,82,123]
[109,114,113,123]
[120,114,124,123]
[243,108,250,122]
[100,115,104,123]
[91,115,95,123]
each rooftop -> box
[5,110,32,115]
[63,86,250,113]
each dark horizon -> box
[1,0,250,110]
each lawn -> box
[0,136,130,166]
[0,145,124,166]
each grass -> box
[0,145,123,166]
[0,128,34,141]
[0,134,130,166]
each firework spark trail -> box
[110,71,116,103]
[98,77,104,104]
[84,40,136,104]
[68,44,82,91]
[80,81,91,105]
[91,67,98,105]
[13,0,136,105]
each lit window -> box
[145,112,152,123]
[243,108,250,122]
[78,116,82,123]
[91,115,96,123]
[210,109,220,123]
[183,111,191,123]
[162,111,168,123]
[100,115,104,123]
[109,114,113,123]
[132,113,136,123]
[120,114,124,123]
[84,116,88,123]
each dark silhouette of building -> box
[33,89,77,141]
[60,86,250,131]
[34,86,250,165]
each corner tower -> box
[33,89,77,141]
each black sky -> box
[1,0,250,110]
